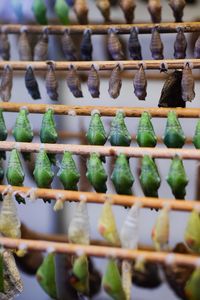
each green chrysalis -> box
[108,111,131,146]
[69,255,89,295]
[0,109,7,160]
[57,151,80,190]
[86,153,107,193]
[0,252,4,293]
[193,119,200,149]
[32,0,48,25]
[86,112,107,146]
[140,155,161,198]
[184,209,200,253]
[163,111,185,148]
[136,112,157,147]
[166,155,188,199]
[54,0,69,25]
[185,268,200,300]
[111,153,134,195]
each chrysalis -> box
[108,111,131,146]
[140,155,161,198]
[0,252,3,293]
[25,66,41,100]
[40,109,58,164]
[193,119,200,149]
[166,155,188,199]
[181,62,195,102]
[32,0,48,25]
[122,260,132,300]
[6,149,24,187]
[86,153,107,193]
[73,0,88,25]
[147,0,162,23]
[68,200,90,245]
[0,32,10,61]
[151,205,170,251]
[102,259,126,300]
[111,154,134,195]
[34,31,48,61]
[36,253,57,299]
[108,65,122,99]
[163,111,185,148]
[66,65,83,98]
[185,268,200,300]
[57,151,80,190]
[87,65,100,98]
[96,0,110,22]
[128,28,142,60]
[86,112,107,145]
[0,65,13,102]
[107,29,124,60]
[119,0,136,24]
[45,63,59,101]
[0,191,21,238]
[54,0,69,25]
[70,255,89,295]
[174,28,187,59]
[169,0,186,22]
[133,260,161,289]
[120,202,140,249]
[136,111,157,147]
[194,35,200,58]
[98,200,121,246]
[133,64,147,100]
[80,29,93,61]
[0,109,7,160]
[61,30,77,61]
[18,30,32,61]
[184,209,200,253]
[150,27,164,60]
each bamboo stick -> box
[0,184,198,211]
[0,237,198,267]
[1,103,200,118]
[0,59,200,71]
[1,22,200,35]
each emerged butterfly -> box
[108,111,131,146]
[136,112,157,147]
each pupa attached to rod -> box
[108,110,131,146]
[119,0,136,24]
[18,29,32,61]
[25,66,41,100]
[150,27,164,60]
[194,35,200,58]
[185,268,200,300]
[169,0,186,22]
[86,111,107,145]
[107,28,124,60]
[111,153,134,195]
[174,27,187,59]
[184,208,200,253]
[66,65,83,97]
[96,0,110,22]
[0,31,10,60]
[163,111,185,148]
[87,64,100,98]
[108,64,122,99]
[147,0,162,23]
[0,109,7,160]
[45,62,59,101]
[61,30,77,61]
[140,155,161,198]
[73,0,88,25]
[0,65,13,102]
[57,151,80,190]
[133,64,147,100]
[80,29,93,61]
[136,111,157,147]
[34,29,48,61]
[70,254,89,295]
[32,0,48,25]
[54,0,69,25]
[181,62,195,102]
[193,119,200,149]
[128,27,142,60]
[166,155,188,199]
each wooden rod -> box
[1,141,200,160]
[1,59,200,71]
[1,103,200,118]
[1,22,200,35]
[0,184,197,211]
[0,237,198,267]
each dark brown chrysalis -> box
[150,27,164,60]
[107,29,124,61]
[80,29,93,61]
[87,64,100,98]
[25,66,41,100]
[73,0,88,25]
[147,0,162,23]
[0,31,10,61]
[119,0,136,24]
[34,30,48,61]
[169,0,186,22]
[133,64,147,100]
[45,63,59,101]
[0,65,13,102]
[61,30,77,61]
[174,28,187,59]
[67,65,83,98]
[128,28,142,60]
[181,62,195,102]
[108,64,122,99]
[194,35,200,58]
[18,29,32,61]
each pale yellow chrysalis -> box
[122,260,132,300]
